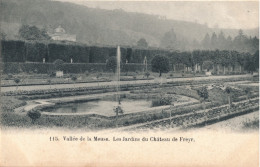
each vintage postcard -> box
[0,0,259,166]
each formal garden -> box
[1,66,258,132]
[0,41,259,131]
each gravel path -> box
[1,75,251,92]
[205,111,259,132]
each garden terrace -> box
[1,75,252,97]
[124,98,259,131]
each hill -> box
[0,0,258,49]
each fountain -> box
[114,46,124,120]
[143,56,147,72]
[41,46,189,119]
[116,46,121,105]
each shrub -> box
[152,97,172,107]
[49,72,56,77]
[96,73,102,79]
[14,78,20,84]
[197,86,209,101]
[144,71,150,78]
[8,74,13,79]
[27,110,41,124]
[71,75,77,81]
[85,71,89,76]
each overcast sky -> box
[57,0,259,29]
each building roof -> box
[54,25,66,34]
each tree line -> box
[160,29,259,54]
[167,49,259,73]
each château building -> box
[48,26,76,42]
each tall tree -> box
[210,32,218,49]
[217,31,226,50]
[160,28,177,49]
[18,24,51,41]
[233,29,248,52]
[192,50,203,71]
[201,33,210,49]
[253,50,259,70]
[137,38,148,48]
[226,36,233,50]
[0,31,7,40]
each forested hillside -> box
[0,0,258,52]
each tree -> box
[18,24,51,41]
[219,50,230,74]
[106,57,117,73]
[151,55,170,77]
[180,52,192,72]
[0,31,7,40]
[237,52,247,73]
[217,31,226,50]
[233,29,248,52]
[226,36,233,50]
[27,110,41,124]
[202,61,213,72]
[202,33,211,49]
[137,38,148,48]
[192,50,203,71]
[244,54,257,74]
[160,28,177,49]
[253,50,259,71]
[211,32,218,49]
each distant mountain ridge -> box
[0,0,258,48]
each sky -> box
[57,0,259,29]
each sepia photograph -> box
[0,0,259,166]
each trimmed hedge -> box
[1,40,26,62]
[1,40,255,74]
[1,40,174,65]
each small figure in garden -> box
[114,105,124,127]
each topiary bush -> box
[106,56,117,73]
[53,59,65,71]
